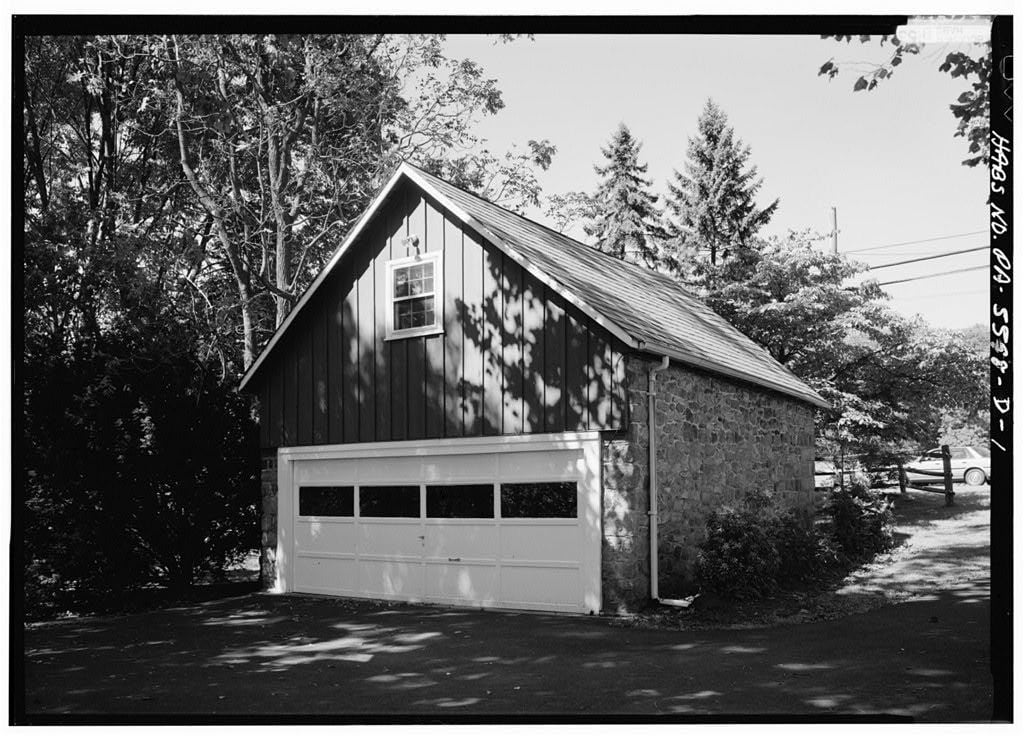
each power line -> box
[898,288,989,301]
[876,264,988,287]
[868,245,989,270]
[845,229,988,254]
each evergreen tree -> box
[584,123,664,268]
[663,99,779,272]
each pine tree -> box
[584,123,664,268]
[663,99,779,271]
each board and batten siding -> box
[255,180,628,450]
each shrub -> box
[23,320,260,619]
[696,490,820,600]
[695,482,897,603]
[697,499,779,600]
[772,508,826,586]
[823,482,894,562]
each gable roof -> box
[239,162,828,409]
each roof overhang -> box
[638,340,832,410]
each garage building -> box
[239,162,827,614]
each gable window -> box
[385,250,443,340]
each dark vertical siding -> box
[406,189,427,440]
[543,293,566,433]
[424,195,446,438]
[606,339,622,425]
[407,338,426,440]
[282,334,297,446]
[520,271,545,433]
[589,329,612,429]
[356,226,376,442]
[443,218,465,437]
[342,273,359,442]
[462,229,484,436]
[255,180,628,449]
[266,359,281,447]
[327,288,344,443]
[482,244,503,435]
[501,258,524,435]
[386,198,406,440]
[312,304,328,445]
[296,322,313,445]
[565,310,588,431]
[374,215,394,441]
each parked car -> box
[904,446,991,486]
[814,460,837,491]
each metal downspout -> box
[648,354,670,603]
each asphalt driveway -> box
[22,581,992,720]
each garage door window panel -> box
[501,482,578,518]
[299,486,354,517]
[359,485,421,518]
[426,484,495,518]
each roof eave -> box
[639,340,831,410]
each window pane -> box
[501,482,577,518]
[426,484,494,518]
[973,446,991,458]
[395,297,433,331]
[395,300,412,329]
[360,485,420,518]
[299,486,354,517]
[394,270,409,298]
[949,448,969,459]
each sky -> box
[442,33,991,330]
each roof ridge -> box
[405,162,825,408]
[405,162,688,290]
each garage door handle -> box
[448,557,461,562]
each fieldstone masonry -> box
[260,451,278,590]
[599,356,652,613]
[644,357,816,597]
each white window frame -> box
[384,250,444,341]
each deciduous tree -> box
[819,34,991,167]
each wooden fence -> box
[896,444,955,507]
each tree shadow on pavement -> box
[20,487,992,721]
[21,587,992,721]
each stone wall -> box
[260,451,278,590]
[643,358,817,597]
[599,359,651,614]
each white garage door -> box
[274,432,602,614]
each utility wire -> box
[845,229,988,254]
[876,264,988,287]
[899,288,989,300]
[868,245,989,270]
